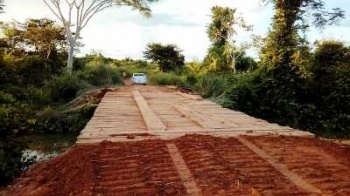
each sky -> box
[0,0,349,61]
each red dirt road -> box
[7,135,350,196]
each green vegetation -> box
[204,6,253,73]
[148,72,185,86]
[144,43,185,72]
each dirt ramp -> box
[6,140,186,196]
[7,145,97,196]
[93,140,186,196]
[6,135,350,196]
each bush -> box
[76,65,122,86]
[224,65,350,138]
[0,104,27,186]
[0,130,25,187]
[186,75,197,85]
[15,56,63,86]
[45,74,90,103]
[34,104,96,134]
[149,72,186,86]
[195,74,227,98]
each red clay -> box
[6,135,350,196]
[243,135,350,195]
[7,145,97,196]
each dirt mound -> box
[7,140,186,196]
[69,88,115,108]
[7,145,98,196]
[5,135,350,196]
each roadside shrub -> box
[25,87,51,105]
[149,72,186,86]
[77,65,122,86]
[195,74,227,98]
[34,104,96,134]
[45,74,90,103]
[224,65,350,138]
[0,104,28,186]
[0,129,25,187]
[73,57,86,71]
[186,75,197,85]
[15,56,63,86]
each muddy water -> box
[22,134,77,163]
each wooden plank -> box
[132,90,166,132]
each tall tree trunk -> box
[232,58,236,73]
[67,41,75,74]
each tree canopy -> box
[204,6,252,73]
[143,43,185,72]
[260,0,345,70]
[0,18,67,59]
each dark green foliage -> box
[15,55,64,86]
[149,72,185,86]
[225,68,304,124]
[44,65,122,103]
[0,2,28,185]
[235,56,258,72]
[196,74,227,98]
[0,96,27,186]
[45,74,89,102]
[144,43,185,72]
[34,105,96,134]
[308,41,350,137]
[73,57,86,71]
[76,65,122,87]
[235,0,349,138]
[186,75,197,86]
[225,43,350,138]
[0,128,25,186]
[0,60,19,87]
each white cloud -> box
[0,0,349,61]
[80,22,144,59]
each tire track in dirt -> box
[92,141,186,195]
[167,143,202,196]
[237,136,321,194]
[243,136,350,195]
[6,135,350,195]
[175,135,314,196]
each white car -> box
[131,73,147,85]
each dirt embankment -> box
[5,135,350,196]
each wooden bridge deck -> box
[77,86,313,144]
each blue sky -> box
[0,0,349,61]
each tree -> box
[260,0,345,71]
[205,6,252,73]
[143,43,185,72]
[0,0,28,187]
[0,21,25,56]
[43,0,158,73]
[0,18,67,59]
[313,40,350,80]
[310,40,350,137]
[22,18,67,59]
